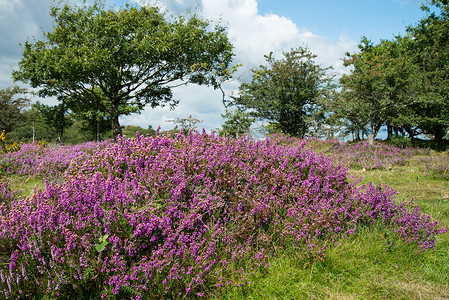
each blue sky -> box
[0,0,429,134]
[256,0,425,43]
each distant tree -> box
[332,37,416,144]
[69,105,112,142]
[220,108,254,138]
[122,125,156,138]
[166,115,203,132]
[0,86,29,133]
[232,47,333,138]
[34,102,73,143]
[8,107,56,143]
[13,0,234,140]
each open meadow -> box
[0,132,448,299]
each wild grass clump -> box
[0,132,445,298]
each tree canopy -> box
[13,0,234,139]
[332,37,416,144]
[404,0,449,141]
[330,0,449,143]
[232,47,333,138]
[0,86,29,133]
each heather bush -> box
[324,141,413,170]
[0,132,445,298]
[0,140,112,179]
[268,134,412,170]
[420,150,449,180]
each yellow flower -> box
[0,130,5,142]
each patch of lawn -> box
[7,176,46,196]
[221,224,449,299]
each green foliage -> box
[33,102,73,143]
[13,0,234,139]
[233,47,333,138]
[0,86,29,133]
[404,2,449,142]
[386,134,413,148]
[333,37,416,144]
[75,115,112,143]
[166,115,203,132]
[94,234,109,253]
[7,107,57,143]
[220,108,254,138]
[332,1,449,145]
[121,125,156,138]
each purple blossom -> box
[0,132,445,298]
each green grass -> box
[7,176,46,196]
[219,158,449,299]
[219,224,449,299]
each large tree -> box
[13,1,234,139]
[0,86,29,133]
[332,37,417,144]
[233,47,332,138]
[404,0,449,142]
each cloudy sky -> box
[0,0,426,132]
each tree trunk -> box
[368,123,381,145]
[111,104,122,141]
[96,117,100,143]
[386,124,393,140]
[404,126,414,139]
[432,127,446,145]
[355,130,361,141]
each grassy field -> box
[219,158,449,299]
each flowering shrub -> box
[0,132,445,298]
[420,150,449,180]
[325,141,413,170]
[0,140,112,179]
[268,134,412,170]
[0,131,20,154]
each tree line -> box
[0,86,155,144]
[2,0,448,145]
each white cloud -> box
[201,0,301,65]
